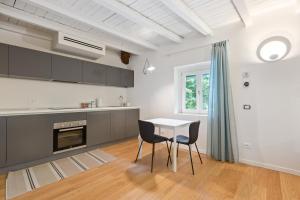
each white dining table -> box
[137,118,193,172]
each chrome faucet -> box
[119,95,124,106]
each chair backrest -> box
[189,121,200,144]
[138,120,155,143]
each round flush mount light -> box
[257,36,291,62]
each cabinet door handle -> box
[58,127,84,132]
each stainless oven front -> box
[53,120,87,154]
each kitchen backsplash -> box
[0,77,127,109]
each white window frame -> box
[174,62,210,115]
[181,71,198,113]
[181,69,210,114]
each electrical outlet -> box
[243,143,252,150]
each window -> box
[178,64,210,114]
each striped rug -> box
[6,149,116,200]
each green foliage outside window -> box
[202,73,210,110]
[185,75,197,109]
[184,72,210,112]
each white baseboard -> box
[151,142,299,176]
[239,159,300,176]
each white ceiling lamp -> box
[143,58,156,75]
[257,36,291,62]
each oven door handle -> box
[58,126,84,132]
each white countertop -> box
[145,118,192,127]
[0,106,140,117]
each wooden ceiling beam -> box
[159,0,213,36]
[231,0,252,27]
[92,0,183,43]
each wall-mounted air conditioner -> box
[53,32,105,59]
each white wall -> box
[128,44,210,153]
[128,7,300,175]
[0,22,131,109]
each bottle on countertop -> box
[96,97,102,108]
[119,95,124,106]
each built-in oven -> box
[53,120,87,154]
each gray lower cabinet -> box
[9,46,52,80]
[2,109,138,168]
[51,112,86,123]
[106,66,121,87]
[82,62,106,85]
[125,109,140,138]
[87,111,111,146]
[121,69,134,88]
[52,55,83,83]
[6,115,53,166]
[110,110,126,140]
[0,117,6,167]
[0,43,8,76]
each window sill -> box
[175,112,208,117]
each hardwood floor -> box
[0,174,5,200]
[1,139,300,200]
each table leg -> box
[172,127,177,172]
[138,134,143,159]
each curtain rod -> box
[165,39,229,57]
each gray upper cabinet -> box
[9,46,52,80]
[110,110,126,140]
[52,55,83,83]
[4,43,134,87]
[82,62,106,85]
[121,69,134,88]
[0,43,8,76]
[125,109,140,138]
[6,114,53,166]
[87,111,111,146]
[106,66,121,87]
[0,117,6,167]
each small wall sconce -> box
[143,58,156,75]
[257,36,291,62]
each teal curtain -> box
[207,41,238,162]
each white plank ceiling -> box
[0,0,297,51]
[246,0,296,14]
[183,0,240,28]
